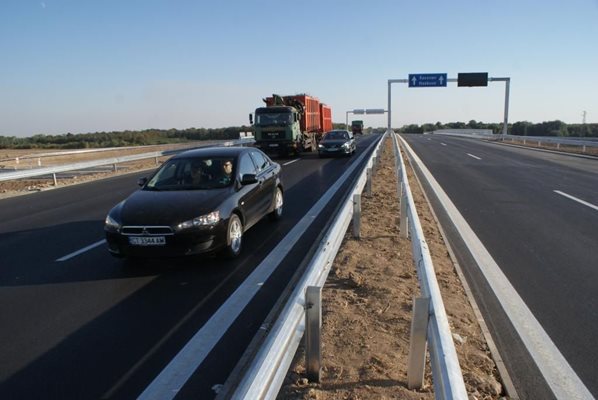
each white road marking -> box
[400,137,594,400]
[138,139,378,400]
[467,153,482,160]
[282,159,300,166]
[554,190,598,212]
[441,142,447,146]
[55,239,106,262]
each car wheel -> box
[224,214,243,258]
[269,187,283,221]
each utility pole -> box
[582,110,587,124]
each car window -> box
[146,160,178,188]
[249,151,270,172]
[239,153,257,176]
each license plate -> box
[129,236,166,246]
[268,143,279,147]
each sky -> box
[1,0,597,137]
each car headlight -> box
[318,144,324,149]
[342,142,351,149]
[176,211,221,230]
[105,214,121,232]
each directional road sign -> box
[408,73,447,87]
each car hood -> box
[118,188,231,226]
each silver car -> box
[318,130,356,157]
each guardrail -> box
[497,134,598,154]
[229,133,387,399]
[392,132,468,399]
[0,138,255,183]
[431,130,598,155]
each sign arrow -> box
[411,76,417,85]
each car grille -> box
[121,226,174,236]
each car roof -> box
[171,146,254,160]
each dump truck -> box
[250,94,333,156]
[351,120,364,135]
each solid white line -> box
[467,153,482,160]
[282,159,300,166]
[554,190,598,212]
[55,239,106,262]
[139,139,378,400]
[441,142,447,146]
[400,137,594,400]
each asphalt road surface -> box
[402,134,598,400]
[0,134,380,400]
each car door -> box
[249,150,276,217]
[237,153,262,228]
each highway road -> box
[402,134,598,400]
[0,134,380,400]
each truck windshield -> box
[256,113,292,126]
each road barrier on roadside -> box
[0,139,255,183]
[392,132,468,399]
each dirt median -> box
[278,137,507,399]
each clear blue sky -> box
[1,0,597,137]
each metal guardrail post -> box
[408,296,430,389]
[37,158,41,166]
[583,145,586,153]
[366,168,372,197]
[352,194,361,238]
[305,286,322,383]
[155,156,159,165]
[52,173,57,186]
[400,183,409,239]
[113,163,118,172]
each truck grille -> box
[121,226,174,236]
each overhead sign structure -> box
[352,109,365,114]
[365,109,386,114]
[408,73,447,88]
[458,72,488,87]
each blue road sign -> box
[408,73,447,87]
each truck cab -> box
[252,106,307,156]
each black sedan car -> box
[104,146,283,259]
[317,130,356,157]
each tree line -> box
[396,120,598,137]
[0,126,252,149]
[1,120,596,149]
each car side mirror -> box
[138,177,148,187]
[240,173,257,185]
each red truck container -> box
[320,104,332,133]
[254,94,333,156]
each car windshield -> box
[145,157,236,190]
[325,131,349,140]
[256,112,292,126]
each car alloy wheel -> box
[269,187,283,221]
[225,214,243,258]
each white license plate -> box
[129,236,166,246]
[268,143,279,147]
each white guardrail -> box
[0,138,254,183]
[432,130,598,154]
[393,132,468,399]
[230,131,467,399]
